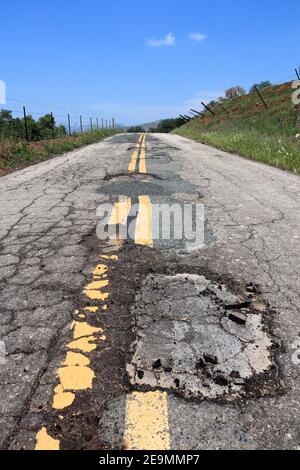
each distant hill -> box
[139,120,161,131]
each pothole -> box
[127,274,282,401]
[99,174,201,198]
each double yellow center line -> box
[125,134,170,450]
[128,133,147,174]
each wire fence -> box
[0,95,117,141]
[179,69,300,124]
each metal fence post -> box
[254,86,268,110]
[23,105,29,141]
[68,114,71,136]
[201,102,215,115]
[50,112,55,139]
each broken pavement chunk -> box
[232,377,246,386]
[228,311,247,325]
[203,353,218,365]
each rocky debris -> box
[228,311,247,325]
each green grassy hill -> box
[174,81,300,174]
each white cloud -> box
[146,33,176,47]
[189,32,206,42]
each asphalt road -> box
[0,133,300,450]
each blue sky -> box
[1,0,299,125]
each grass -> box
[0,129,117,173]
[173,81,300,174]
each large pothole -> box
[99,174,201,199]
[127,274,281,400]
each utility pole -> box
[23,105,29,141]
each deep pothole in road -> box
[127,273,282,401]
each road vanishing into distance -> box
[1,133,300,450]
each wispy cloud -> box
[189,32,207,42]
[146,33,176,47]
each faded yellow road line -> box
[35,428,60,451]
[128,133,147,173]
[124,134,171,450]
[135,195,153,247]
[108,197,132,225]
[139,134,147,174]
[124,391,170,450]
[35,256,118,450]
[128,145,139,173]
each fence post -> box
[102,118,104,129]
[218,103,229,115]
[90,117,93,132]
[68,114,71,136]
[23,105,29,141]
[80,115,83,133]
[190,109,205,117]
[97,118,99,130]
[201,102,215,115]
[112,118,115,132]
[106,120,108,129]
[254,86,268,110]
[50,112,55,139]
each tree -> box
[249,81,272,94]
[127,126,145,133]
[225,86,246,100]
[155,118,183,133]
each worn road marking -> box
[108,198,132,225]
[135,195,153,247]
[128,133,146,173]
[128,139,141,173]
[139,134,147,174]
[35,255,118,450]
[124,134,171,450]
[124,391,170,450]
[35,428,60,451]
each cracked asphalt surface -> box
[1,133,300,450]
